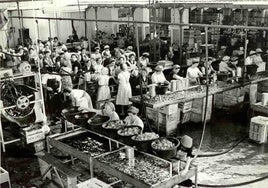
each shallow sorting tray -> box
[47,129,113,164]
[92,147,196,188]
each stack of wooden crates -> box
[215,88,245,108]
[190,96,213,123]
[146,104,179,135]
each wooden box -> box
[76,178,111,188]
[21,125,45,144]
[249,116,268,144]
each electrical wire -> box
[197,136,247,157]
[192,27,210,162]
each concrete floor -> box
[1,106,268,188]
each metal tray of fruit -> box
[92,146,197,188]
[47,129,112,164]
[92,147,173,188]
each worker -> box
[124,106,144,131]
[116,63,132,116]
[96,67,111,102]
[254,48,265,72]
[177,135,194,188]
[171,65,184,80]
[151,65,169,85]
[125,46,136,60]
[126,53,137,71]
[219,56,233,73]
[138,52,150,68]
[43,50,57,72]
[245,50,256,66]
[102,45,112,60]
[83,101,120,122]
[91,46,102,60]
[200,57,216,76]
[64,87,93,109]
[102,101,120,121]
[217,45,227,60]
[186,59,203,86]
[93,57,104,74]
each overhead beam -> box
[10,15,268,31]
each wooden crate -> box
[192,96,213,114]
[76,178,111,188]
[21,125,45,144]
[149,112,178,135]
[249,116,268,143]
[158,104,178,115]
[181,111,192,124]
[178,101,192,113]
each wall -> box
[170,8,189,44]
[9,9,86,46]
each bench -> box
[36,151,80,188]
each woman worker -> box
[116,63,132,116]
[151,65,169,84]
[124,106,144,132]
[186,58,203,86]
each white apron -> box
[116,71,132,105]
[97,75,111,101]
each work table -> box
[130,72,268,108]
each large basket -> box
[151,137,180,159]
[131,133,159,152]
[75,111,97,125]
[117,126,142,145]
[89,115,110,126]
[61,107,82,123]
[102,120,125,138]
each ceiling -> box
[0,0,268,11]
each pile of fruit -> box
[151,138,175,150]
[97,152,170,185]
[117,127,141,136]
[103,120,125,129]
[132,132,159,141]
[64,136,107,157]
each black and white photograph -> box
[0,0,268,187]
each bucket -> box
[171,80,177,92]
[246,65,258,76]
[155,83,169,95]
[217,72,229,81]
[151,137,180,159]
[148,84,156,97]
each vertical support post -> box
[135,23,140,58]
[36,20,40,41]
[205,27,209,77]
[55,12,59,38]
[10,11,16,48]
[200,8,204,23]
[158,7,161,61]
[179,9,184,64]
[152,6,157,62]
[243,10,249,84]
[48,19,52,39]
[84,11,87,38]
[17,1,24,46]
[95,7,99,33]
